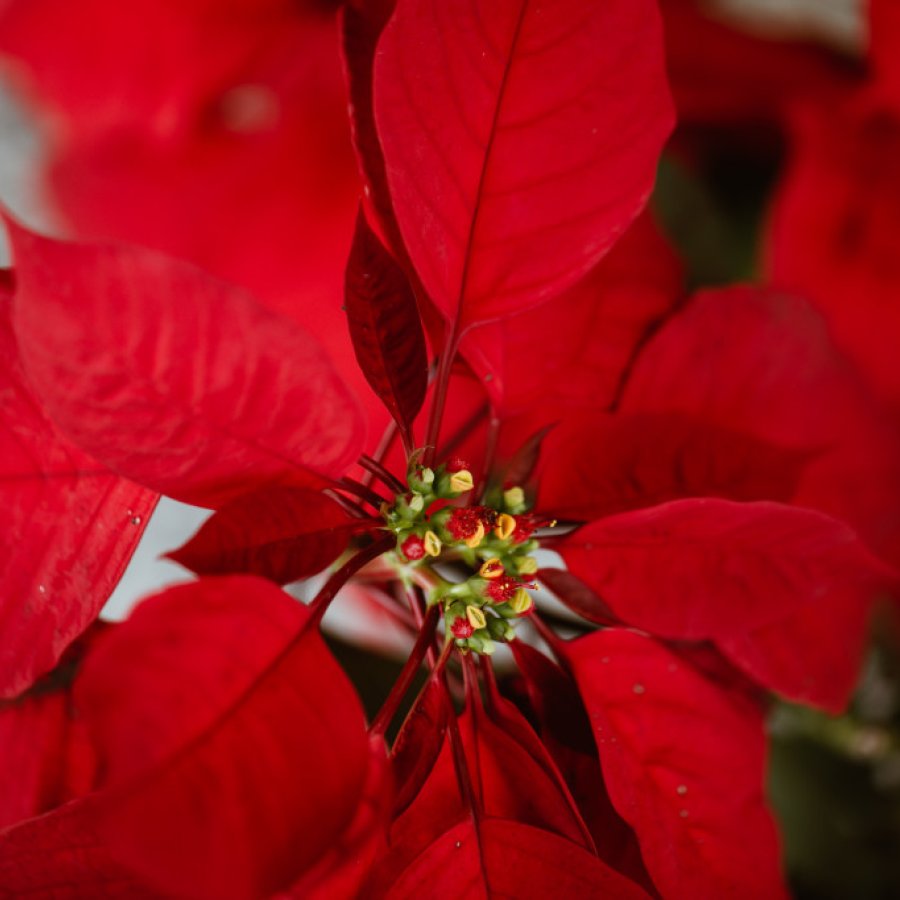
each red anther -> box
[445,456,469,473]
[451,618,474,639]
[511,515,538,543]
[485,575,520,603]
[401,534,426,561]
[485,574,536,603]
[446,506,483,541]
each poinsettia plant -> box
[1,0,898,897]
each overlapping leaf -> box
[566,629,788,900]
[0,290,156,697]
[5,218,364,507]
[167,486,376,583]
[379,818,651,899]
[559,498,889,708]
[374,0,673,326]
[344,211,428,439]
[0,577,372,898]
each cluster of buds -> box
[381,453,553,655]
[382,454,476,562]
[441,558,537,655]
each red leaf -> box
[167,486,374,583]
[0,799,159,897]
[376,694,605,892]
[0,0,362,334]
[619,285,900,568]
[463,210,683,413]
[379,817,651,899]
[287,736,393,899]
[0,630,100,828]
[559,498,890,708]
[460,700,594,850]
[391,675,450,817]
[565,628,788,900]
[767,101,900,408]
[373,0,673,326]
[537,410,809,522]
[5,218,364,507]
[68,576,368,897]
[344,210,428,438]
[0,290,157,697]
[509,641,649,885]
[537,568,618,626]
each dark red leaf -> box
[460,700,593,849]
[479,674,596,852]
[167,485,374,583]
[286,736,393,899]
[391,675,450,818]
[0,799,159,897]
[373,0,673,326]
[499,423,555,489]
[462,210,683,413]
[5,217,364,507]
[537,568,618,626]
[0,291,156,697]
[379,817,651,899]
[0,576,372,898]
[559,499,891,708]
[0,629,101,828]
[537,410,810,522]
[344,210,428,438]
[509,641,649,885]
[767,102,900,409]
[619,285,900,568]
[565,628,788,900]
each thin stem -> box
[530,610,568,662]
[338,476,389,512]
[368,418,400,479]
[461,653,485,807]
[323,488,369,519]
[398,421,415,459]
[310,535,394,625]
[369,605,441,737]
[359,453,406,493]
[438,400,490,460]
[424,326,461,467]
[445,674,482,821]
[478,414,501,498]
[479,654,499,715]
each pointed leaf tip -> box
[344,208,428,440]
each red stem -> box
[338,476,389,511]
[424,326,460,466]
[438,400,490,460]
[323,488,370,519]
[359,453,406,493]
[477,414,501,498]
[369,604,441,737]
[310,535,393,625]
[530,610,568,662]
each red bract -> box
[0,0,359,323]
[374,0,673,327]
[6,216,364,507]
[0,0,896,896]
[0,282,156,697]
[565,629,788,900]
[0,574,379,898]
